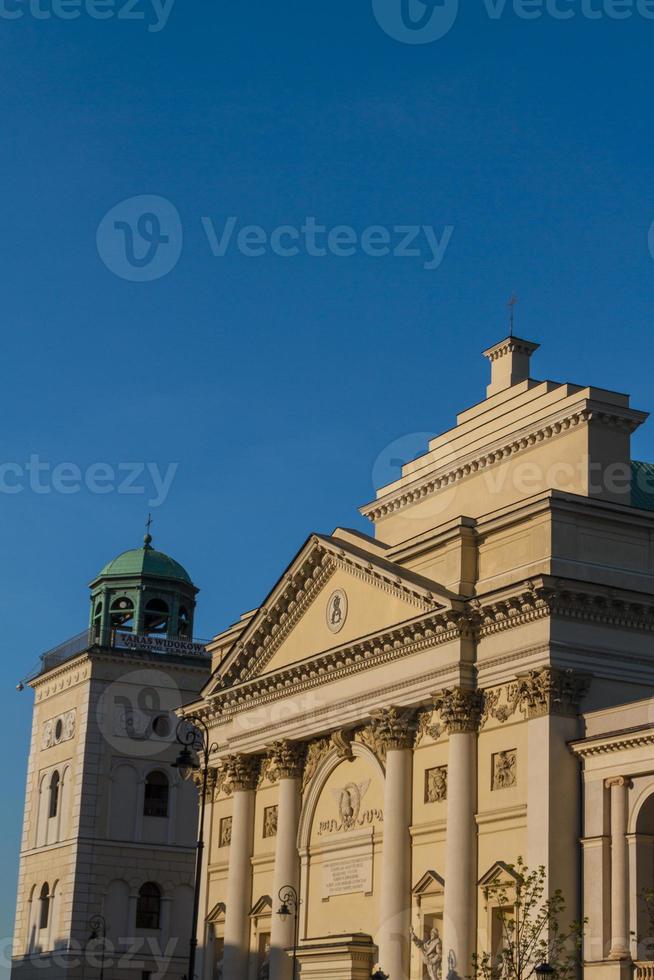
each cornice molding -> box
[572,728,654,758]
[196,579,654,729]
[204,608,467,719]
[361,401,643,523]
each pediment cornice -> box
[204,605,468,719]
[212,534,449,694]
[196,577,654,725]
[361,399,646,523]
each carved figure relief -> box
[263,805,278,839]
[219,816,232,847]
[424,766,448,803]
[492,749,517,790]
[411,925,443,980]
[326,589,348,633]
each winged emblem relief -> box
[318,778,383,836]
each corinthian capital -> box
[432,687,483,734]
[516,666,590,719]
[221,753,261,793]
[265,739,306,782]
[368,706,417,756]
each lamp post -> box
[535,962,555,980]
[173,714,218,980]
[276,884,300,980]
[371,969,389,980]
[88,914,107,980]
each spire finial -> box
[508,294,517,337]
[144,513,153,548]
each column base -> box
[296,933,377,980]
[584,959,633,980]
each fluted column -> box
[268,740,305,980]
[434,688,483,980]
[222,755,259,979]
[607,776,631,961]
[372,707,416,980]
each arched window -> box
[144,599,169,635]
[110,596,134,632]
[178,606,190,636]
[48,771,60,819]
[92,601,103,640]
[39,883,50,930]
[143,771,169,818]
[136,882,161,929]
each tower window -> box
[144,598,169,635]
[92,601,103,639]
[143,771,169,818]
[136,882,161,929]
[178,606,190,636]
[110,596,134,632]
[39,883,50,930]
[48,771,60,819]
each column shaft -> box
[223,788,256,977]
[270,776,301,980]
[378,746,413,980]
[443,731,477,980]
[608,777,630,960]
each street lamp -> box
[174,714,218,980]
[371,969,389,980]
[276,884,299,980]
[535,963,555,980]
[88,914,107,980]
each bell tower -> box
[89,530,199,646]
[11,534,210,980]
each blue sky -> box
[3,0,654,969]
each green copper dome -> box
[96,535,193,585]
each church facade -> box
[11,535,211,980]
[187,336,654,980]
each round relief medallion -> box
[326,589,348,633]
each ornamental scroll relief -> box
[41,710,76,750]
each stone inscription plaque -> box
[323,854,372,898]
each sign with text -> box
[323,854,372,898]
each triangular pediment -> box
[250,895,272,917]
[413,870,445,895]
[478,861,522,888]
[207,902,226,923]
[208,530,456,694]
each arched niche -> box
[297,742,385,943]
[631,786,654,958]
[298,742,385,850]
